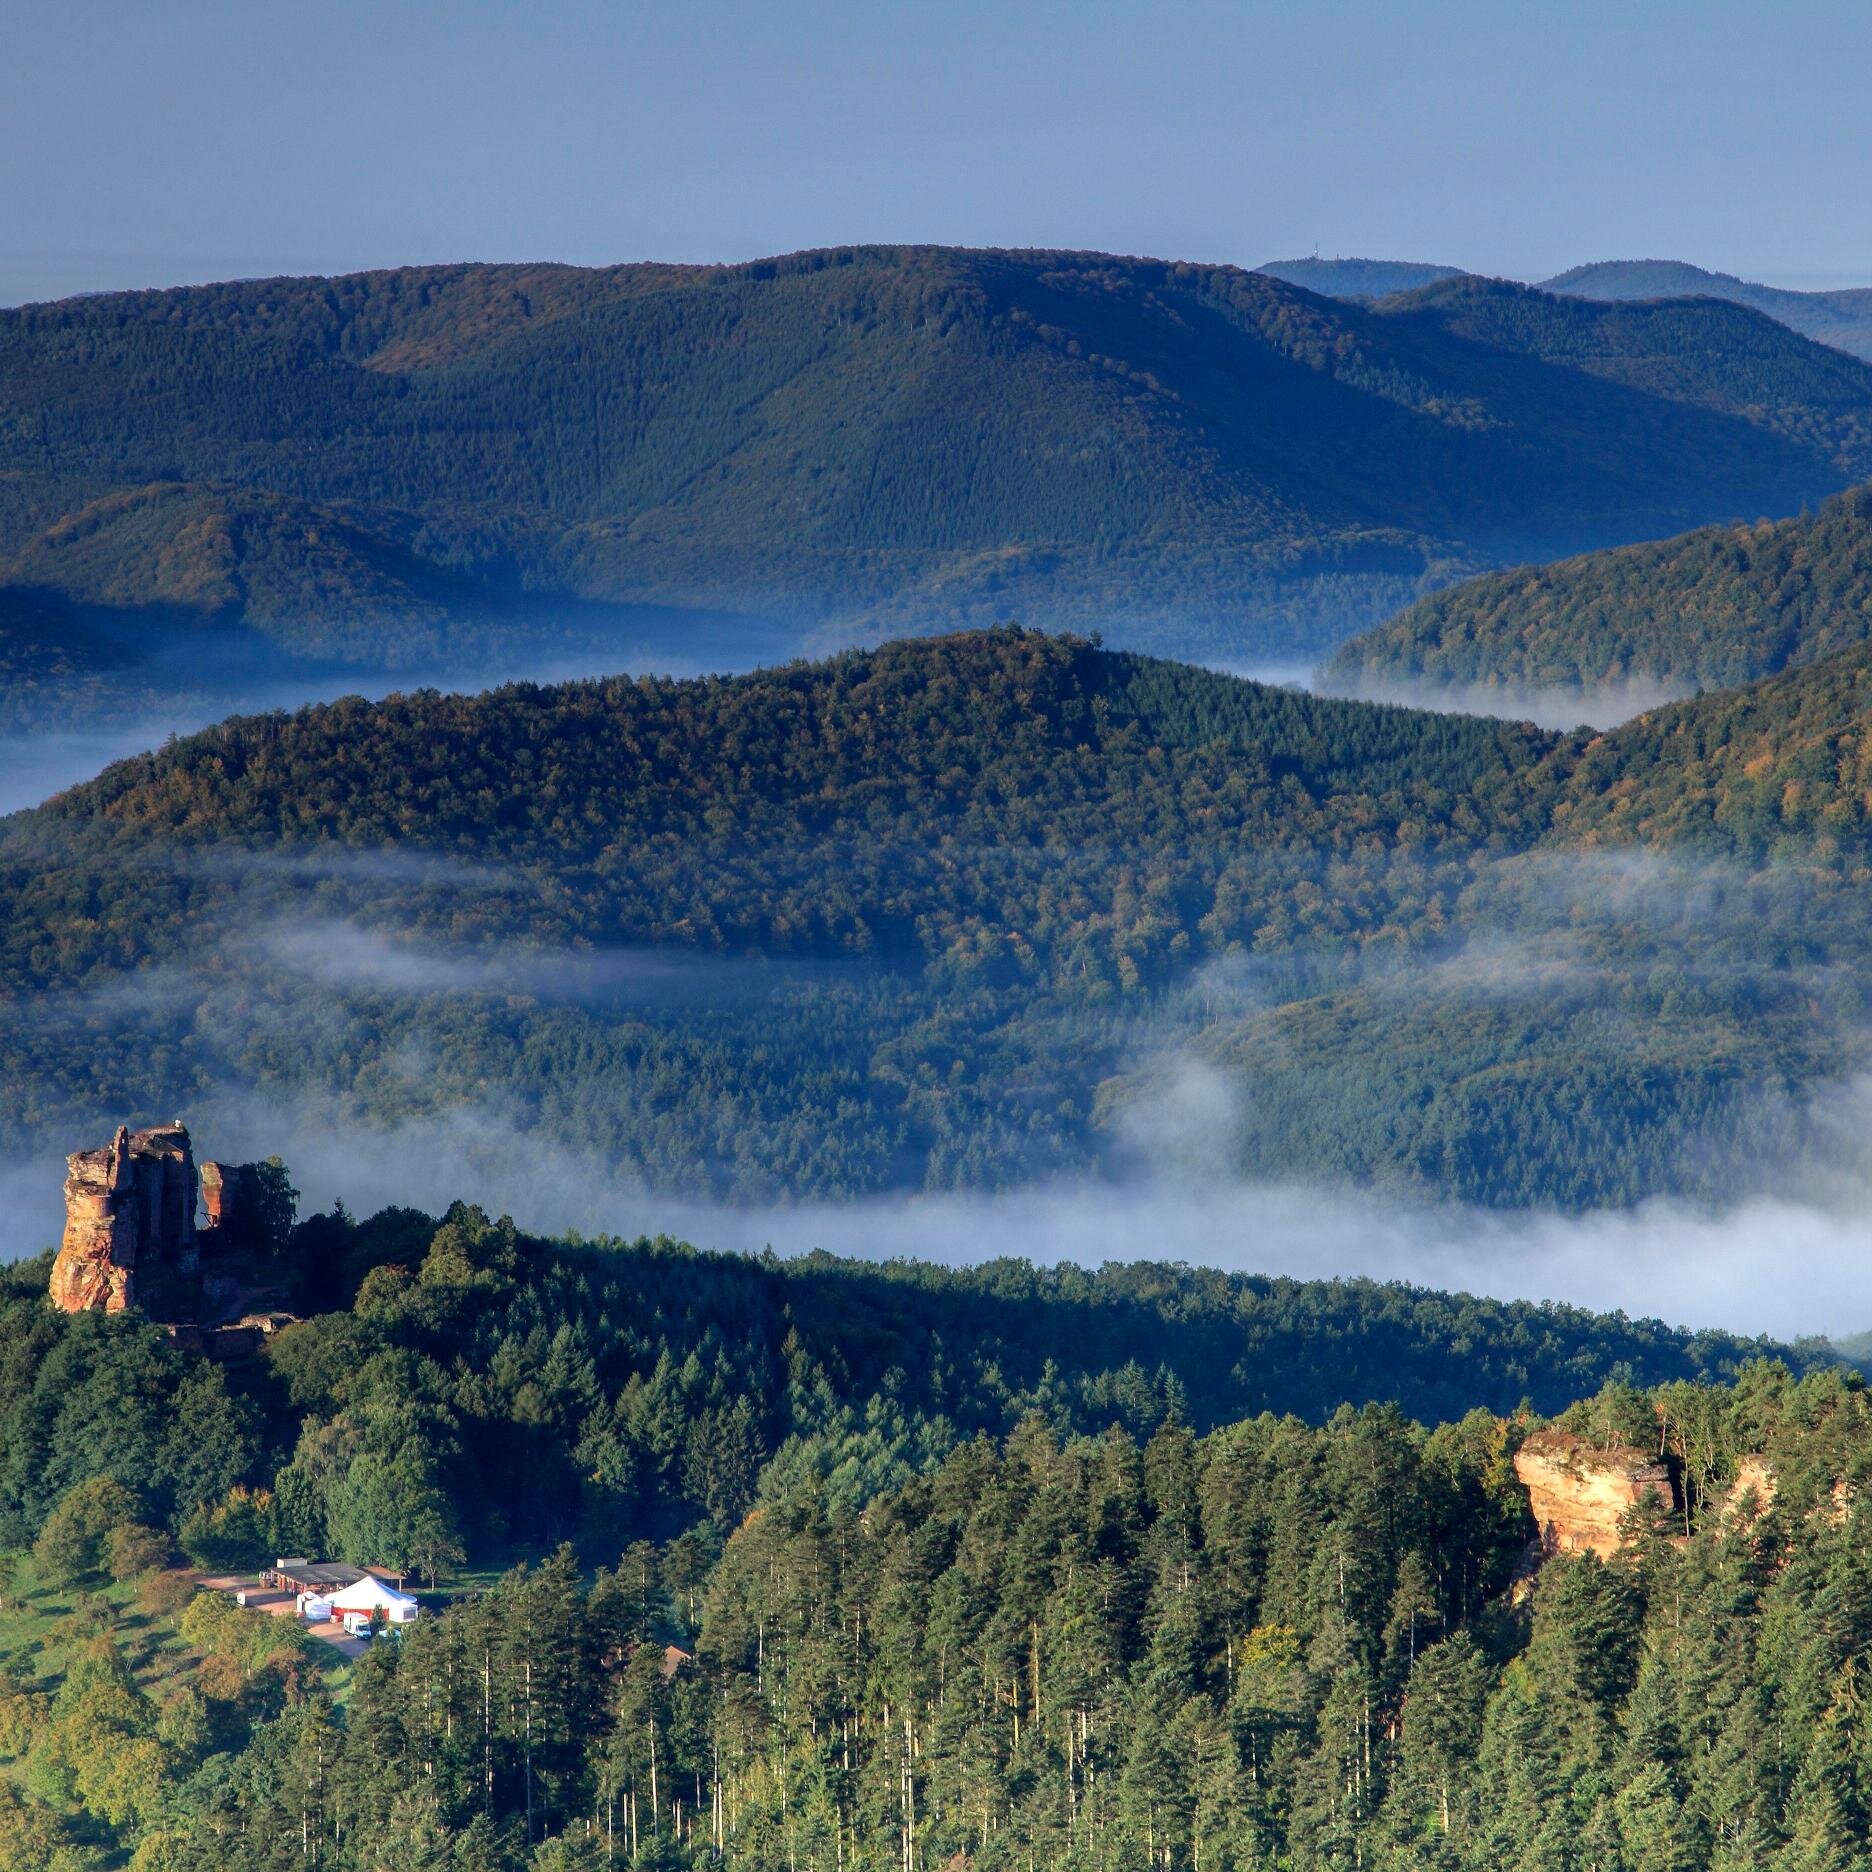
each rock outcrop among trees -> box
[1512,1426,1675,1559]
[50,1122,196,1313]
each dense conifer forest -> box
[3,628,1872,1213]
[13,25,1872,1871]
[7,628,1872,1210]
[0,1208,1864,1870]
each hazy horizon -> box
[8,0,1872,307]
[5,241,1870,314]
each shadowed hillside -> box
[1324,484,1872,700]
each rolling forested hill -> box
[1539,632,1872,854]
[1323,483,1872,700]
[6,627,1872,1211]
[1260,255,1872,369]
[1543,257,1872,363]
[1372,276,1872,468]
[7,245,1872,688]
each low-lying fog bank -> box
[6,1100,1865,1345]
[1204,659,1683,731]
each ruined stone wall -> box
[131,1122,198,1275]
[200,1160,259,1249]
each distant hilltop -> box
[1255,252,1872,365]
[1255,256,1469,299]
[1539,258,1872,362]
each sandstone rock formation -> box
[1721,1453,1778,1524]
[129,1121,198,1276]
[50,1126,140,1312]
[1514,1428,1675,1560]
[200,1160,259,1248]
[49,1121,262,1315]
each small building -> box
[269,1558,367,1599]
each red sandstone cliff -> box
[1514,1428,1675,1560]
[50,1125,140,1312]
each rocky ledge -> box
[1513,1428,1676,1560]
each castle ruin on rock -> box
[49,1121,263,1315]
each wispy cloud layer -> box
[7,1079,1866,1344]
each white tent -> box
[328,1575,420,1624]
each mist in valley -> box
[1201,655,1682,732]
[5,611,1862,1349]
[5,877,1870,1346]
[3,593,1681,829]
[4,1060,1867,1343]
[3,594,1661,822]
[1309,669,1691,731]
[0,609,813,815]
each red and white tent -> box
[327,1575,420,1624]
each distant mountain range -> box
[1540,259,1872,364]
[1263,254,1872,364]
[1324,483,1872,702]
[6,245,1872,706]
[1255,257,1468,299]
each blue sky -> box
[6,0,1871,303]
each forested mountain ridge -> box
[1371,275,1872,473]
[6,628,1872,1210]
[0,631,1553,990]
[1542,256,1872,363]
[1539,632,1872,854]
[1324,482,1872,699]
[1262,255,1872,367]
[7,245,1872,676]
